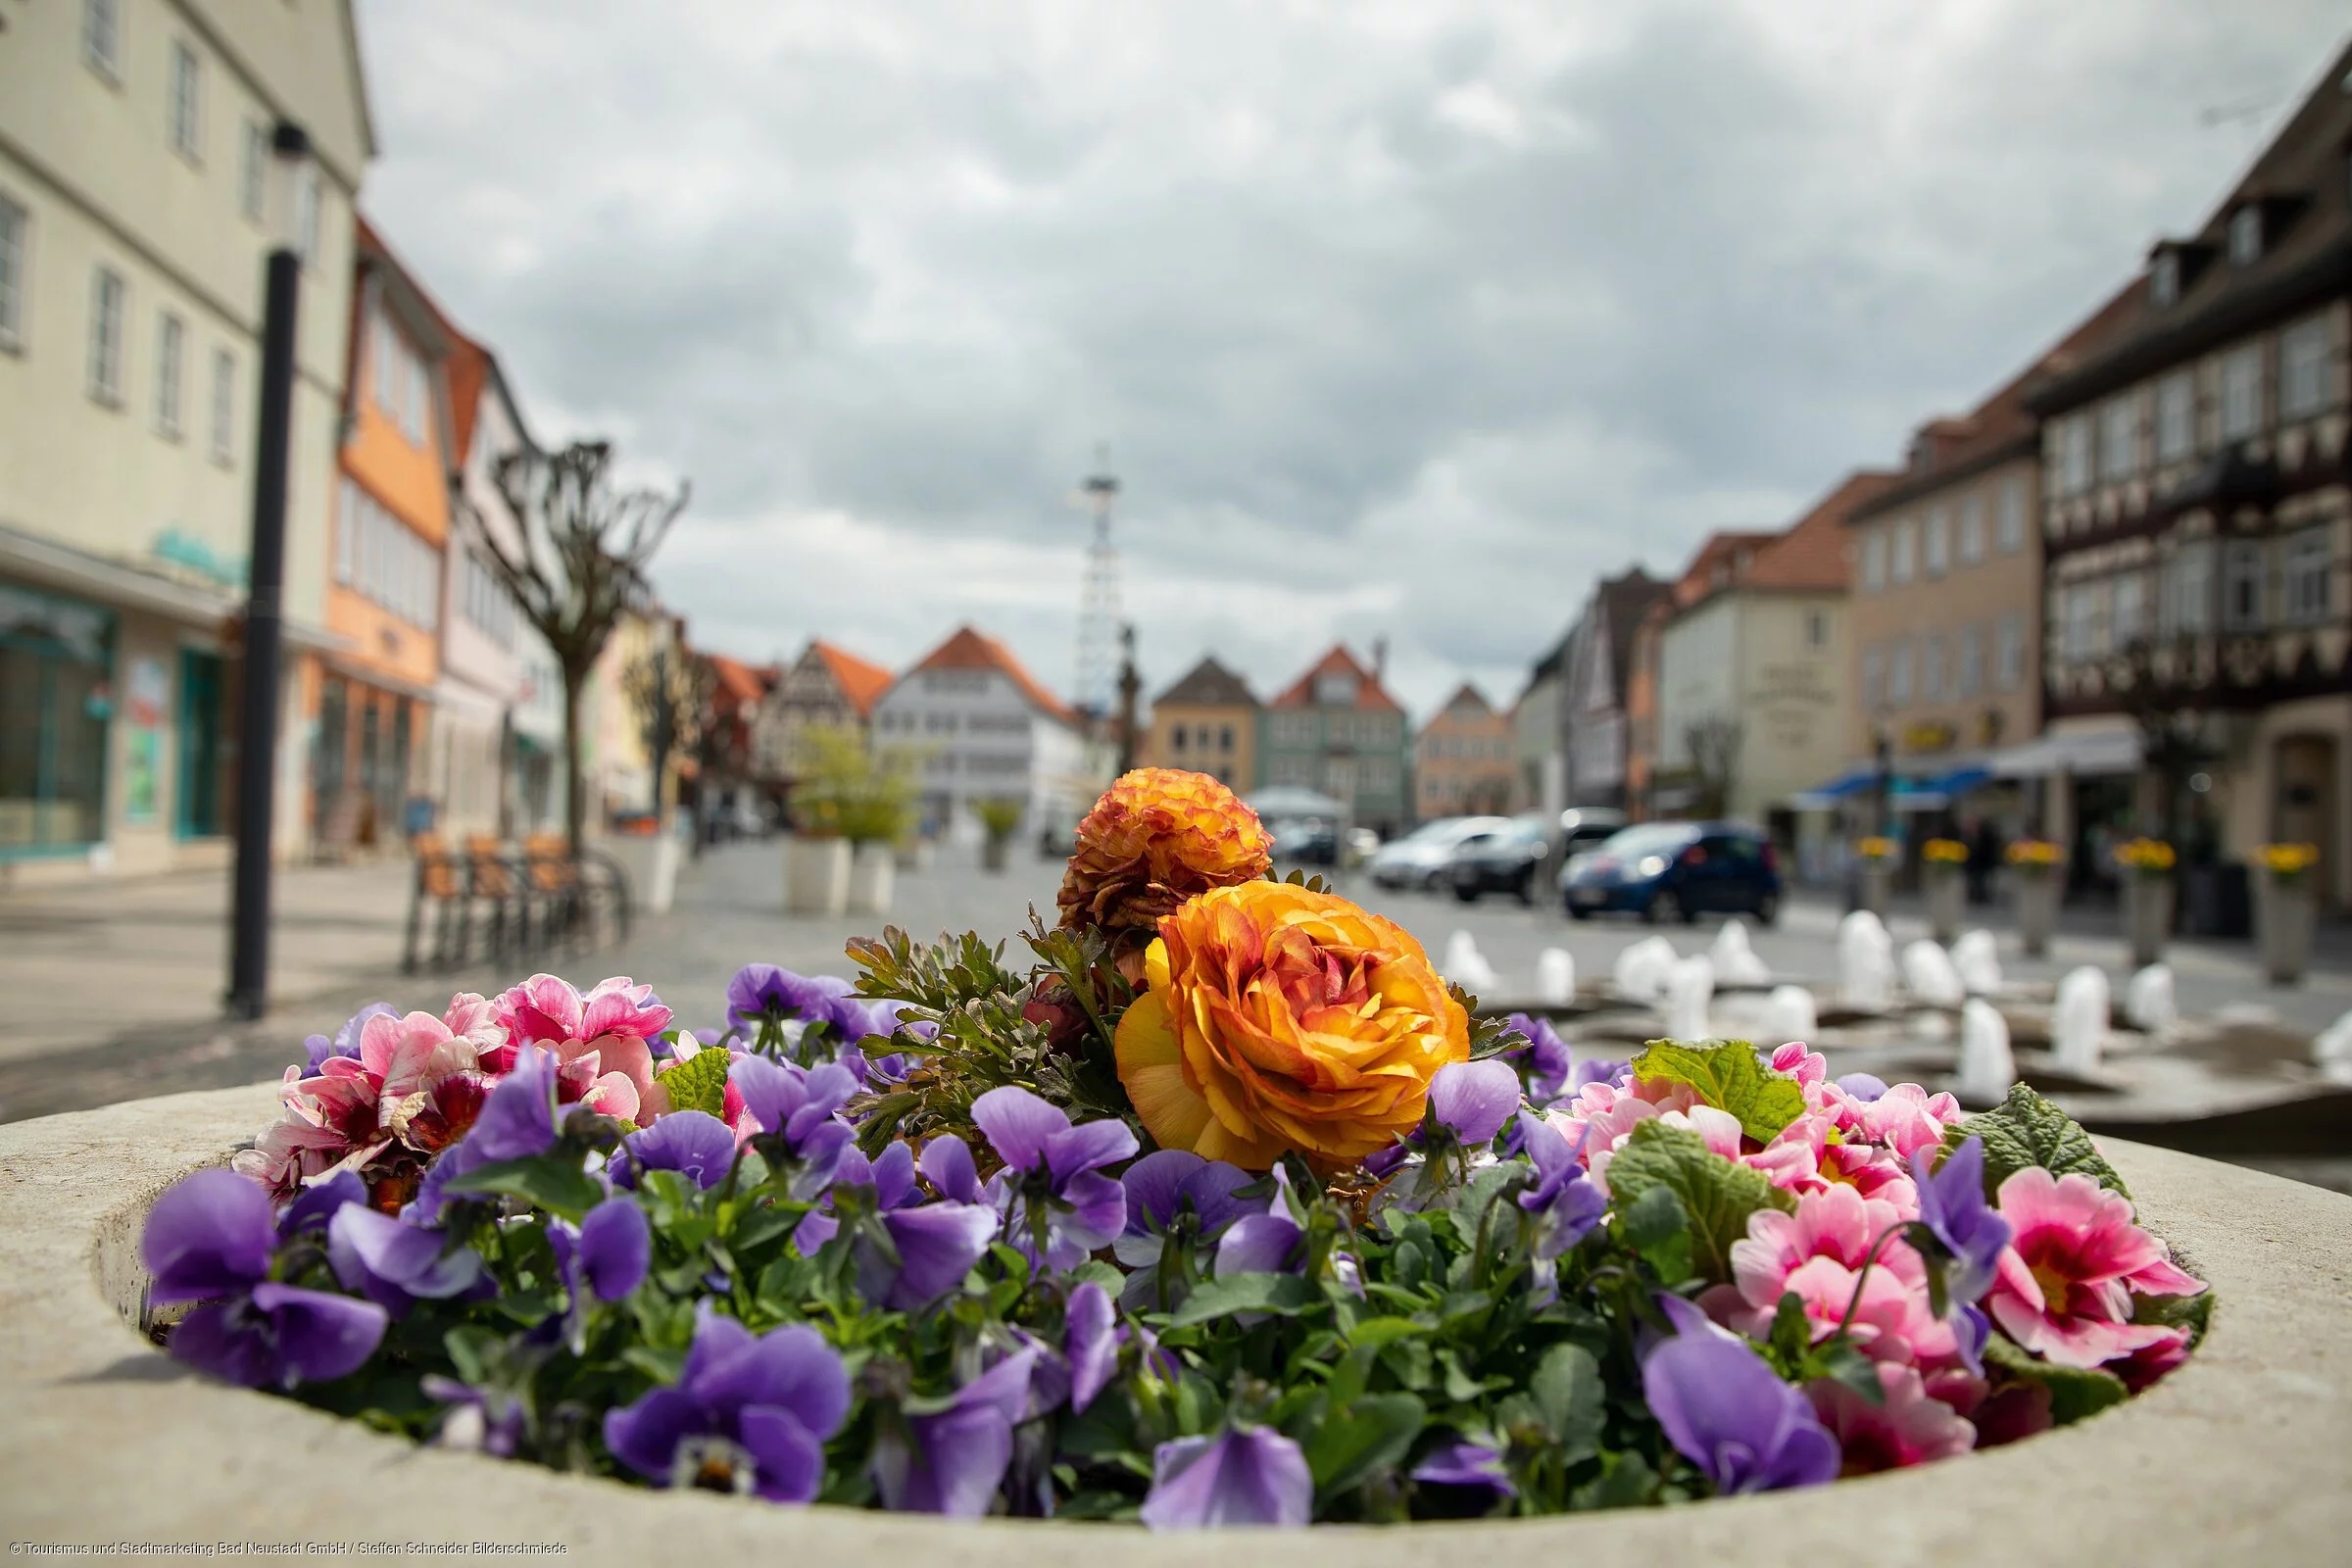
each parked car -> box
[1445,815,1554,904]
[1265,814,1339,865]
[1368,815,1509,890]
[1559,821,1782,924]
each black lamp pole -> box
[227,122,311,1020]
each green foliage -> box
[1943,1083,2130,1200]
[973,796,1027,843]
[1983,1336,2129,1426]
[789,725,914,845]
[654,1045,732,1117]
[1602,1120,1794,1283]
[1627,1039,1806,1145]
[440,1153,608,1221]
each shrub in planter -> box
[2004,840,2063,958]
[148,769,2209,1528]
[1854,836,1898,917]
[2114,839,2177,967]
[974,797,1025,872]
[2255,843,2320,986]
[1921,839,1968,944]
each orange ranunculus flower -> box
[1056,767,1275,949]
[1112,881,1470,1169]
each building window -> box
[1860,530,1886,592]
[1996,613,2025,691]
[2112,572,2145,649]
[1997,473,2026,552]
[2098,396,2137,481]
[1169,725,1187,753]
[2062,585,2100,662]
[1860,647,1884,710]
[0,195,25,352]
[169,41,203,162]
[2150,252,2180,306]
[87,266,124,405]
[154,311,183,436]
[2279,316,2331,420]
[2164,543,2213,634]
[2220,344,2263,440]
[209,348,234,463]
[83,0,122,82]
[240,122,268,223]
[1886,641,1913,706]
[2223,540,2264,630]
[1921,636,1944,703]
[1890,519,1917,584]
[1219,725,1235,751]
[0,582,115,852]
[1957,494,1984,564]
[2284,529,2331,623]
[1924,507,1950,577]
[2228,206,2262,267]
[338,479,442,630]
[2056,416,2093,496]
[1957,624,1983,698]
[2156,372,2194,463]
[1806,609,1829,649]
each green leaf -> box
[1528,1342,1604,1463]
[441,1154,605,1219]
[1627,1039,1807,1144]
[1343,1316,1428,1350]
[1983,1335,2129,1426]
[2132,1289,2215,1350]
[1168,1272,1320,1327]
[1815,1342,1886,1407]
[1570,1449,1658,1510]
[1620,1184,1694,1283]
[1944,1083,2130,1200]
[656,1045,733,1118]
[1603,1120,1794,1283]
[1302,1393,1426,1497]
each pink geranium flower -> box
[1808,1362,1976,1473]
[493,976,672,1127]
[1985,1167,2203,1370]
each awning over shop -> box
[1789,761,1992,813]
[1988,728,2142,779]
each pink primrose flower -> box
[1808,1362,1976,1473]
[1984,1167,2204,1370]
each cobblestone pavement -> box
[4,840,2346,1133]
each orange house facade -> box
[309,220,451,854]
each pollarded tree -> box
[1685,715,1744,821]
[469,441,690,854]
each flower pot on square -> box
[2257,876,2316,985]
[2123,874,2174,967]
[606,828,680,915]
[2013,871,2058,957]
[893,837,934,873]
[1858,862,1892,917]
[847,841,895,916]
[982,837,1010,873]
[786,835,851,916]
[1925,864,1966,945]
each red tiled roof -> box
[704,653,772,712]
[1671,531,1777,606]
[1269,645,1404,713]
[812,640,895,720]
[909,626,1078,727]
[1738,469,1902,592]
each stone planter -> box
[2012,871,2059,958]
[785,834,852,916]
[982,836,1011,873]
[5,1085,2349,1559]
[894,838,935,873]
[604,827,681,915]
[2123,873,2175,967]
[1857,861,1893,918]
[1925,865,1966,945]
[2257,877,2316,986]
[847,841,896,916]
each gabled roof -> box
[907,626,1078,727]
[444,334,491,466]
[1671,531,1777,607]
[812,640,895,720]
[1421,683,1499,733]
[704,654,772,710]
[1269,645,1404,713]
[1154,655,1258,709]
[1738,470,1901,592]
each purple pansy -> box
[971,1086,1135,1271]
[871,1347,1038,1516]
[1837,1072,1891,1103]
[1411,1438,1514,1498]
[1429,1058,1523,1146]
[277,1170,367,1240]
[1516,1113,1606,1262]
[1507,1012,1575,1102]
[1641,1297,1840,1494]
[142,1169,387,1389]
[412,1046,566,1224]
[1114,1150,1254,1309]
[725,964,900,1052]
[1214,1167,1305,1277]
[618,1110,740,1191]
[556,1197,653,1303]
[1064,1280,1118,1413]
[423,1374,528,1457]
[804,1139,999,1309]
[724,1054,857,1197]
[302,1002,398,1077]
[326,1205,485,1316]
[1910,1135,2013,1306]
[1139,1425,1314,1530]
[604,1305,851,1503]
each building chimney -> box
[1371,636,1388,685]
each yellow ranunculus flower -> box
[1112,882,1470,1170]
[1057,768,1275,951]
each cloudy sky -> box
[354,0,2346,719]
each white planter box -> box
[786,835,852,916]
[847,842,895,915]
[5,1085,2347,1557]
[603,830,681,915]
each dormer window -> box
[1313,672,1357,706]
[2151,251,2180,306]
[2229,205,2263,266]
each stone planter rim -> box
[4,1083,2349,1564]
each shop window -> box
[175,649,233,838]
[0,583,114,855]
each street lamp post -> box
[226,122,313,1020]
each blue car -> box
[1559,821,1782,925]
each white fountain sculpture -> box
[2315,1009,2352,1087]
[1708,918,1773,986]
[2051,966,2111,1079]
[1664,954,1717,1042]
[2125,963,2178,1037]
[1838,910,1896,1011]
[1536,948,1577,1005]
[1765,983,1817,1045]
[1613,935,1680,1003]
[1951,930,2003,996]
[1957,998,2018,1106]
[1442,930,1500,996]
[1901,940,1968,1009]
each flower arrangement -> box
[1856,836,1900,864]
[143,768,2209,1527]
[2113,838,2178,876]
[2257,843,2320,884]
[2005,839,2062,870]
[1921,839,1970,865]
